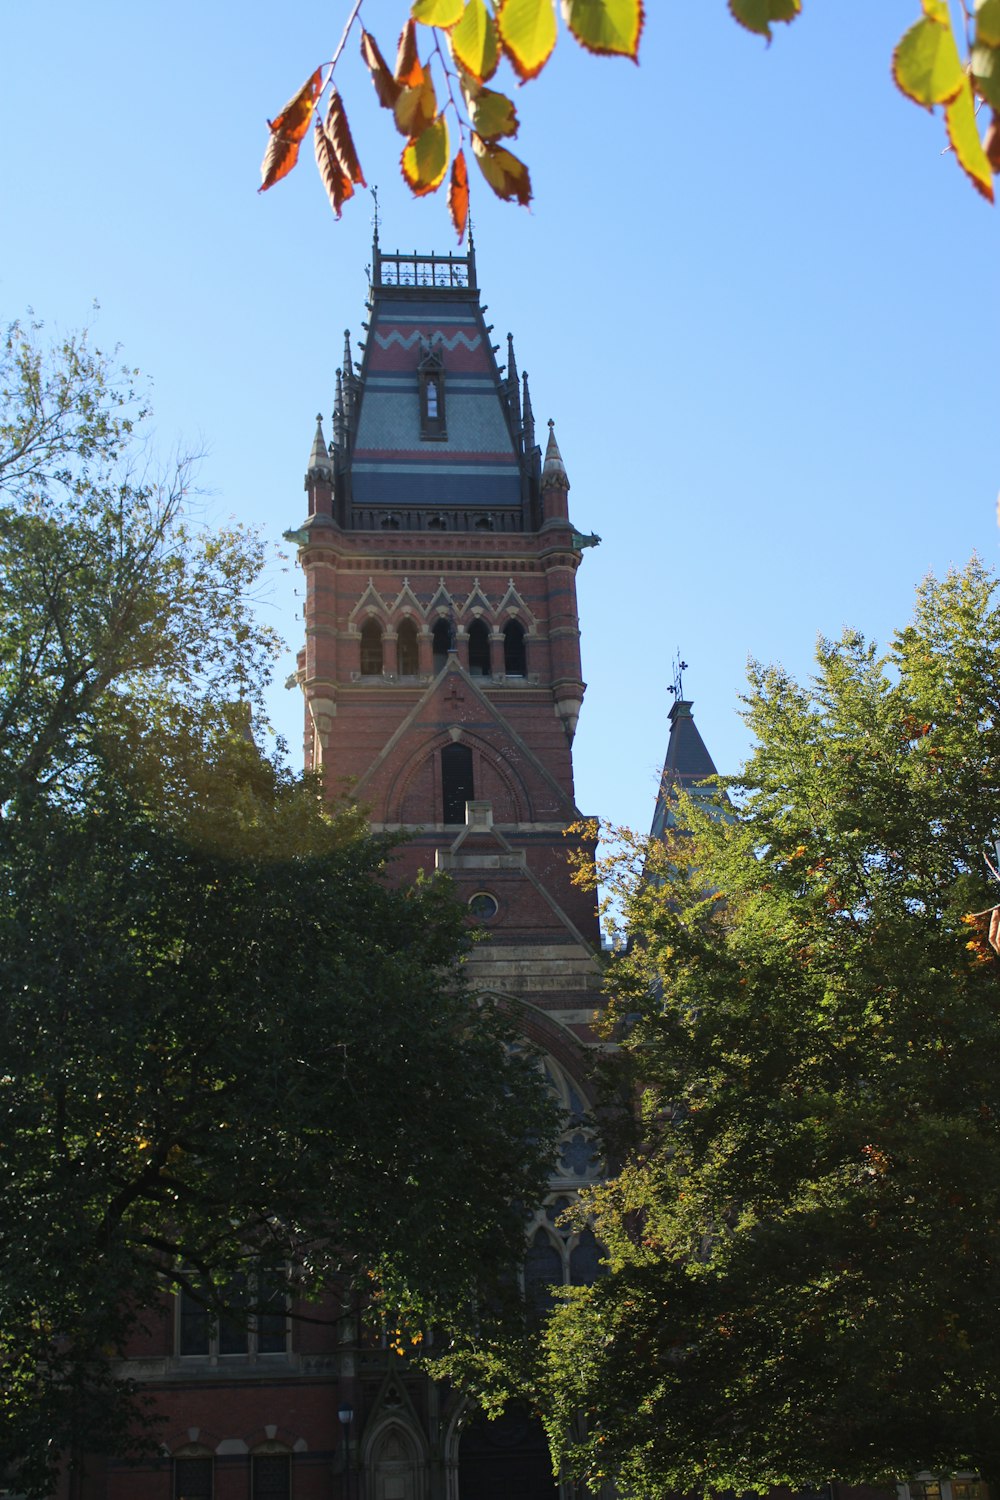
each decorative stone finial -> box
[541,418,570,491]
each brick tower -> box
[286,235,606,1498]
[291,234,602,1050]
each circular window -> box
[468,892,499,922]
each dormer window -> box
[418,348,446,440]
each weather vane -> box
[668,653,689,700]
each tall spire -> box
[333,368,345,448]
[506,332,522,432]
[522,371,535,453]
[541,419,569,490]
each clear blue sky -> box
[2,1,997,837]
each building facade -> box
[89,239,607,1500]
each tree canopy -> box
[541,559,1000,1496]
[0,324,558,1498]
[259,1,1000,236]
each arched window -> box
[432,618,451,675]
[524,1227,563,1315]
[503,620,526,676]
[467,619,491,678]
[441,743,474,824]
[360,620,383,676]
[569,1227,604,1287]
[397,619,419,677]
[252,1450,291,1500]
[173,1447,213,1500]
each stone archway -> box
[368,1421,424,1500]
[457,1403,558,1500]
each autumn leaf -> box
[450,0,501,81]
[361,30,402,109]
[471,131,532,203]
[396,18,424,85]
[324,88,366,188]
[267,68,323,142]
[893,0,965,109]
[985,108,1000,170]
[728,0,801,39]
[259,68,323,192]
[412,0,465,24]
[945,77,995,200]
[394,66,438,137]
[402,115,451,195]
[561,0,644,60]
[314,117,354,218]
[497,0,558,82]
[972,42,1000,110]
[977,0,1000,49]
[449,148,470,240]
[465,86,519,139]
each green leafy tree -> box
[542,559,1000,1497]
[260,0,1000,236]
[0,325,558,1498]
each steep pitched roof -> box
[650,698,722,842]
[332,241,540,519]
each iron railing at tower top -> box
[374,247,475,289]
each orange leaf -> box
[449,148,470,240]
[324,87,366,187]
[314,116,355,219]
[471,131,532,204]
[260,132,303,193]
[260,67,323,192]
[361,30,402,108]
[396,18,424,85]
[267,68,323,143]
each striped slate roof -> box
[341,246,532,516]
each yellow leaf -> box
[450,0,501,80]
[945,78,995,200]
[413,0,465,22]
[561,0,643,60]
[402,116,451,196]
[893,3,965,109]
[497,0,558,82]
[471,131,533,204]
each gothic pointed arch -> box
[387,728,530,827]
[362,1379,429,1500]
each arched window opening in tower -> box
[441,742,474,824]
[468,619,491,678]
[432,617,451,674]
[397,618,419,677]
[360,619,384,676]
[503,620,527,676]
